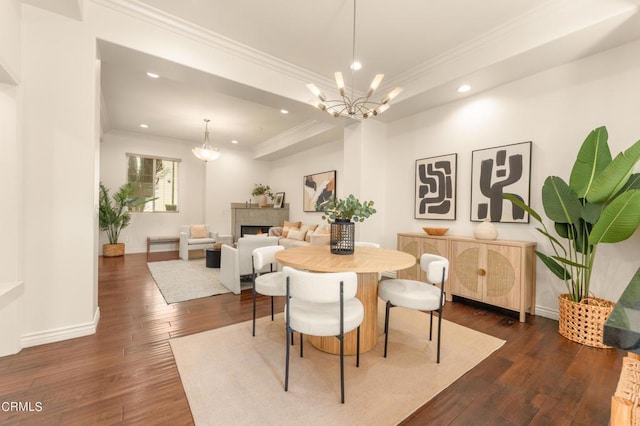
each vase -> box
[254,194,267,207]
[330,219,355,255]
[474,219,498,240]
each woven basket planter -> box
[103,243,125,257]
[558,293,615,348]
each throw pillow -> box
[282,220,301,238]
[287,228,307,241]
[190,224,208,239]
[315,224,330,235]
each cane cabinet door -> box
[397,233,448,283]
[450,239,528,312]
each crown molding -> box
[90,0,334,91]
[383,0,640,91]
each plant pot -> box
[255,194,268,207]
[330,219,355,255]
[103,243,125,257]
[165,204,177,211]
[558,293,615,348]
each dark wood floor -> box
[0,251,624,425]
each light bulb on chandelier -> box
[306,0,402,119]
[192,118,221,162]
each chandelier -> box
[306,0,402,119]
[192,119,221,162]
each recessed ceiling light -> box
[146,72,159,79]
[280,109,288,114]
[350,61,362,71]
[139,124,149,128]
[458,84,471,93]
[231,140,238,144]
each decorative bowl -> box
[423,227,449,236]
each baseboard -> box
[21,306,100,348]
[534,305,559,321]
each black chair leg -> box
[271,296,274,321]
[340,334,345,404]
[356,326,360,368]
[252,287,257,337]
[300,333,304,358]
[436,309,443,363]
[384,301,391,358]
[285,330,290,391]
[429,311,433,341]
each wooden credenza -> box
[397,232,536,322]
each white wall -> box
[0,0,21,82]
[100,131,206,253]
[205,150,272,236]
[21,5,98,343]
[385,38,640,317]
[269,140,344,226]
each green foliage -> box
[99,182,150,244]
[322,194,377,223]
[251,184,274,200]
[504,126,640,302]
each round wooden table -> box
[275,245,415,355]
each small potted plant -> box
[322,194,377,254]
[99,182,150,257]
[251,184,274,207]
[504,126,640,347]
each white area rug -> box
[147,259,231,304]
[170,300,505,425]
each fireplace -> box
[240,225,273,237]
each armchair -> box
[220,236,280,294]
[179,225,218,261]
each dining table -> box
[275,245,415,355]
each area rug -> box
[170,300,505,425]
[147,259,232,303]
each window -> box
[126,153,180,212]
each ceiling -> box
[86,0,640,158]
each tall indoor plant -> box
[99,182,148,257]
[505,126,640,345]
[322,194,376,254]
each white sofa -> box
[219,236,280,294]
[179,225,218,260]
[268,224,330,248]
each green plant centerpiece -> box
[251,184,274,207]
[99,182,149,257]
[504,126,640,346]
[322,194,377,254]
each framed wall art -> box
[470,141,532,223]
[415,153,457,220]
[273,192,285,208]
[303,170,336,212]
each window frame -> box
[126,152,181,213]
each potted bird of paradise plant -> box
[505,126,640,347]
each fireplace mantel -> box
[230,203,289,242]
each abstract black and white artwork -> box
[415,153,457,220]
[470,141,531,223]
[303,170,336,212]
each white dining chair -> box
[354,241,380,248]
[378,253,449,363]
[283,266,364,404]
[251,245,286,337]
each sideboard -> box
[397,232,536,322]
